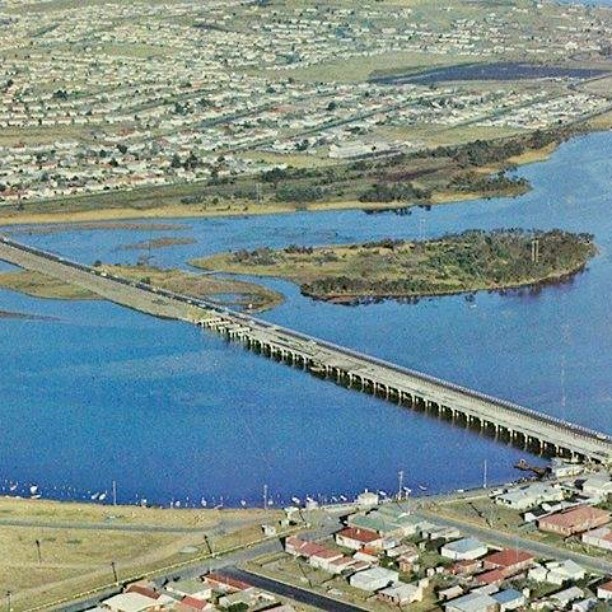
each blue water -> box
[0,131,610,507]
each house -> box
[440,537,488,561]
[217,587,276,610]
[356,489,379,507]
[581,475,612,501]
[335,526,383,550]
[308,547,344,572]
[439,585,464,602]
[378,581,425,605]
[550,458,583,478]
[549,559,586,585]
[571,598,598,612]
[101,592,164,612]
[582,525,612,551]
[482,548,535,577]
[596,579,612,600]
[444,591,498,612]
[537,505,609,536]
[549,586,584,608]
[450,559,482,576]
[491,588,526,611]
[495,483,564,510]
[475,569,505,587]
[165,580,212,601]
[176,596,215,612]
[349,567,399,591]
[422,525,462,541]
[202,573,250,594]
[327,555,357,574]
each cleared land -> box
[192,229,596,304]
[0,496,283,612]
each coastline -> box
[0,135,563,229]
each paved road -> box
[222,567,366,612]
[416,508,612,575]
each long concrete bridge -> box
[1,235,610,465]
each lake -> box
[0,130,610,507]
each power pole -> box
[483,459,488,489]
[397,470,404,501]
[35,539,42,564]
[112,480,117,506]
[111,560,118,584]
[263,484,268,513]
[531,237,540,263]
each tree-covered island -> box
[192,229,596,304]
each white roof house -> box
[440,537,488,561]
[445,591,498,612]
[101,593,161,612]
[349,567,399,591]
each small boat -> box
[31,494,42,500]
[9,484,17,492]
[240,499,247,507]
[418,484,428,491]
[201,498,207,507]
[379,490,388,497]
[98,492,107,502]
[291,496,301,506]
[339,495,347,502]
[90,492,99,501]
[29,485,38,495]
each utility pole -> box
[531,237,540,263]
[111,560,118,584]
[6,590,11,612]
[263,484,268,513]
[112,480,117,506]
[483,459,488,489]
[35,539,42,564]
[397,470,404,501]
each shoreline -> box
[0,135,565,229]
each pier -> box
[1,235,610,465]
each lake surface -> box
[371,62,609,85]
[0,130,610,507]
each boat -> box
[418,484,428,491]
[98,492,107,501]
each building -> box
[101,592,165,612]
[335,526,383,550]
[495,483,564,511]
[549,586,584,609]
[582,525,612,552]
[440,537,488,561]
[349,567,399,592]
[176,597,215,612]
[537,505,609,536]
[529,559,586,586]
[308,547,344,572]
[581,475,612,501]
[491,588,526,611]
[356,490,379,507]
[482,548,535,577]
[596,579,612,600]
[445,591,498,612]
[550,458,583,478]
[377,581,425,605]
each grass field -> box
[0,496,282,611]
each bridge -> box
[1,235,610,465]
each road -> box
[222,567,367,612]
[416,508,612,575]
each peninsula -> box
[192,229,596,304]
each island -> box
[191,229,596,304]
[0,264,283,312]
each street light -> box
[6,590,11,612]
[110,560,118,584]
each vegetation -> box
[193,229,596,304]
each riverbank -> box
[191,229,597,304]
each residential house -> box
[495,483,564,511]
[549,586,585,609]
[377,581,425,605]
[335,526,383,551]
[444,591,498,612]
[491,588,526,611]
[349,567,399,591]
[482,548,535,577]
[440,537,488,561]
[537,505,609,536]
[596,579,612,600]
[582,526,612,552]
